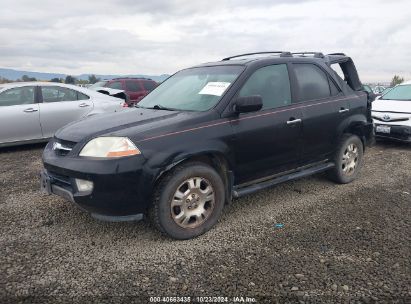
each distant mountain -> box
[0,68,170,82]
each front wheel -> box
[328,134,364,184]
[150,162,225,240]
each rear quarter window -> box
[41,87,78,102]
[77,92,90,100]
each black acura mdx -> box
[41,51,373,239]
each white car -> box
[0,82,127,147]
[372,81,411,142]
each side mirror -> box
[233,95,263,113]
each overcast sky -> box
[0,0,410,82]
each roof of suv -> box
[194,51,351,68]
[110,77,154,81]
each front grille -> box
[373,116,409,122]
[53,138,77,156]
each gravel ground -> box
[0,141,410,303]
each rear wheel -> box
[328,134,364,184]
[150,162,225,239]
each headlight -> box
[79,137,141,158]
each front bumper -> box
[41,143,155,218]
[374,123,411,143]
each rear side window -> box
[239,64,291,110]
[0,86,35,106]
[77,92,90,100]
[125,80,142,92]
[294,64,334,101]
[142,81,156,91]
[106,81,123,90]
[41,87,78,102]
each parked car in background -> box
[372,81,411,142]
[93,87,130,105]
[89,78,157,106]
[0,82,126,147]
[373,85,386,94]
[41,51,373,239]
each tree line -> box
[390,75,404,87]
[0,74,101,84]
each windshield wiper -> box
[151,104,177,111]
[136,104,180,111]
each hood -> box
[55,108,193,143]
[372,99,411,114]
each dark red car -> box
[89,78,157,106]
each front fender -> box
[145,139,233,180]
[135,139,234,207]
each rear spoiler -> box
[95,87,130,103]
[325,55,363,91]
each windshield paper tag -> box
[199,82,231,96]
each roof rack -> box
[222,51,292,61]
[292,52,324,58]
[327,52,346,56]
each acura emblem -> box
[382,114,391,121]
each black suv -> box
[41,51,373,239]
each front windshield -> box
[381,87,393,95]
[381,84,411,101]
[89,81,108,90]
[138,65,244,111]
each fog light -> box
[75,179,94,192]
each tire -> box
[149,162,225,240]
[328,134,364,184]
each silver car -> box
[0,82,126,147]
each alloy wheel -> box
[170,177,215,228]
[341,143,359,176]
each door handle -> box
[24,108,38,113]
[286,118,302,125]
[339,108,349,114]
[79,103,90,107]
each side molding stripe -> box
[137,95,359,143]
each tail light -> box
[122,102,128,108]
